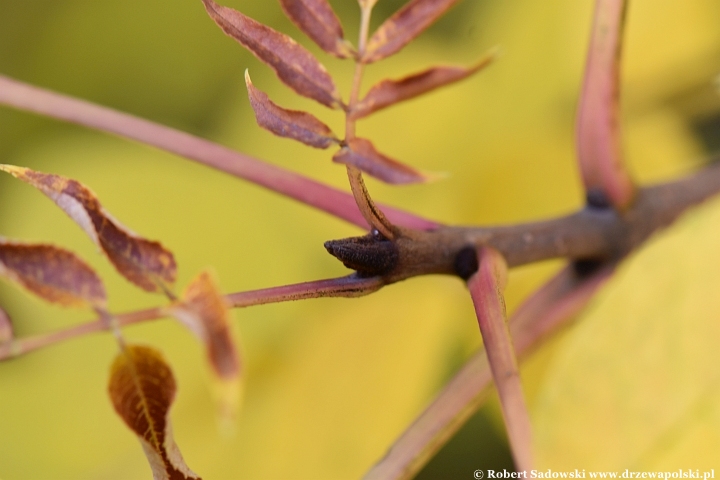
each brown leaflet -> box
[170,272,241,420]
[108,345,201,480]
[0,306,12,344]
[352,53,495,119]
[363,0,459,64]
[169,271,240,381]
[202,0,342,108]
[0,240,107,309]
[245,71,339,149]
[278,0,354,58]
[333,138,434,185]
[0,165,177,294]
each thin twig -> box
[0,275,383,361]
[468,247,532,471]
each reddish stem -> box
[363,263,614,480]
[0,275,383,361]
[0,75,438,232]
[468,248,532,471]
[576,0,635,209]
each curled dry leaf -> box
[245,71,338,149]
[279,0,354,58]
[108,344,200,480]
[170,271,240,381]
[202,0,341,108]
[0,165,177,294]
[363,0,459,64]
[170,271,241,421]
[333,138,435,185]
[0,239,107,309]
[0,306,12,344]
[352,53,496,119]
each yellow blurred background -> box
[1,0,719,478]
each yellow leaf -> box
[533,196,720,470]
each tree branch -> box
[327,162,720,283]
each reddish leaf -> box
[467,247,533,471]
[202,0,341,108]
[170,272,240,381]
[108,345,201,480]
[576,0,635,209]
[279,0,354,58]
[363,0,459,64]
[0,239,107,309]
[245,70,338,149]
[333,138,435,185]
[0,165,177,294]
[0,306,12,344]
[352,53,495,119]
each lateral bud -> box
[324,232,399,277]
[454,246,479,281]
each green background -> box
[1,0,719,478]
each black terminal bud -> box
[324,233,399,277]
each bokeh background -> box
[1,0,719,478]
